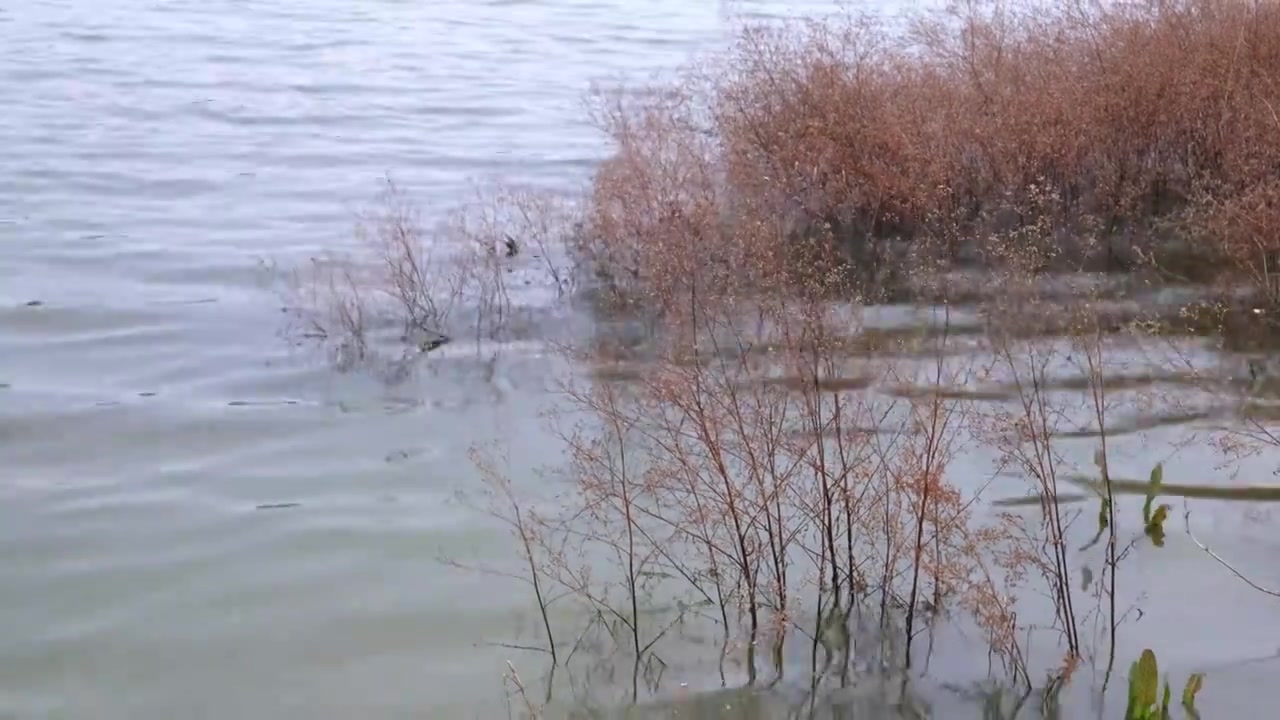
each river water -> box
[0,1,818,717]
[3,1,1280,718]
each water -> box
[0,1,793,716]
[4,1,1280,718]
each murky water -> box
[0,1,832,717]
[4,1,1280,718]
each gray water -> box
[0,1,779,716]
[4,1,1280,718]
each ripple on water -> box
[0,0,898,717]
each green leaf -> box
[1143,462,1164,525]
[1148,524,1166,547]
[1152,504,1170,526]
[1161,680,1172,717]
[1135,649,1159,711]
[1146,503,1171,547]
[1182,673,1205,709]
[1126,660,1141,720]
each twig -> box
[505,660,539,718]
[564,611,604,667]
[1261,96,1280,135]
[482,642,552,654]
[1183,502,1280,599]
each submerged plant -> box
[363,0,1280,712]
[1142,463,1171,548]
[1142,464,1163,527]
[1124,649,1204,720]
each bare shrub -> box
[280,178,588,377]
[490,186,581,298]
[463,444,560,665]
[279,179,462,374]
[462,275,1037,699]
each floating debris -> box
[385,448,429,464]
[255,502,301,510]
[420,334,450,353]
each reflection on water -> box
[494,583,1280,719]
[565,312,1280,718]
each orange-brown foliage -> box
[579,0,1280,308]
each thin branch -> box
[482,642,553,654]
[1183,502,1280,599]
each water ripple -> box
[0,0,887,717]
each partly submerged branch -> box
[1183,503,1280,600]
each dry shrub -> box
[419,0,1280,704]
[552,7,1280,684]
[1187,180,1280,293]
[469,282,1032,696]
[578,0,1280,308]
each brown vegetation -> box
[292,1,1280,714]
[517,4,1280,697]
[578,0,1280,308]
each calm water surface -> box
[4,1,1280,718]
